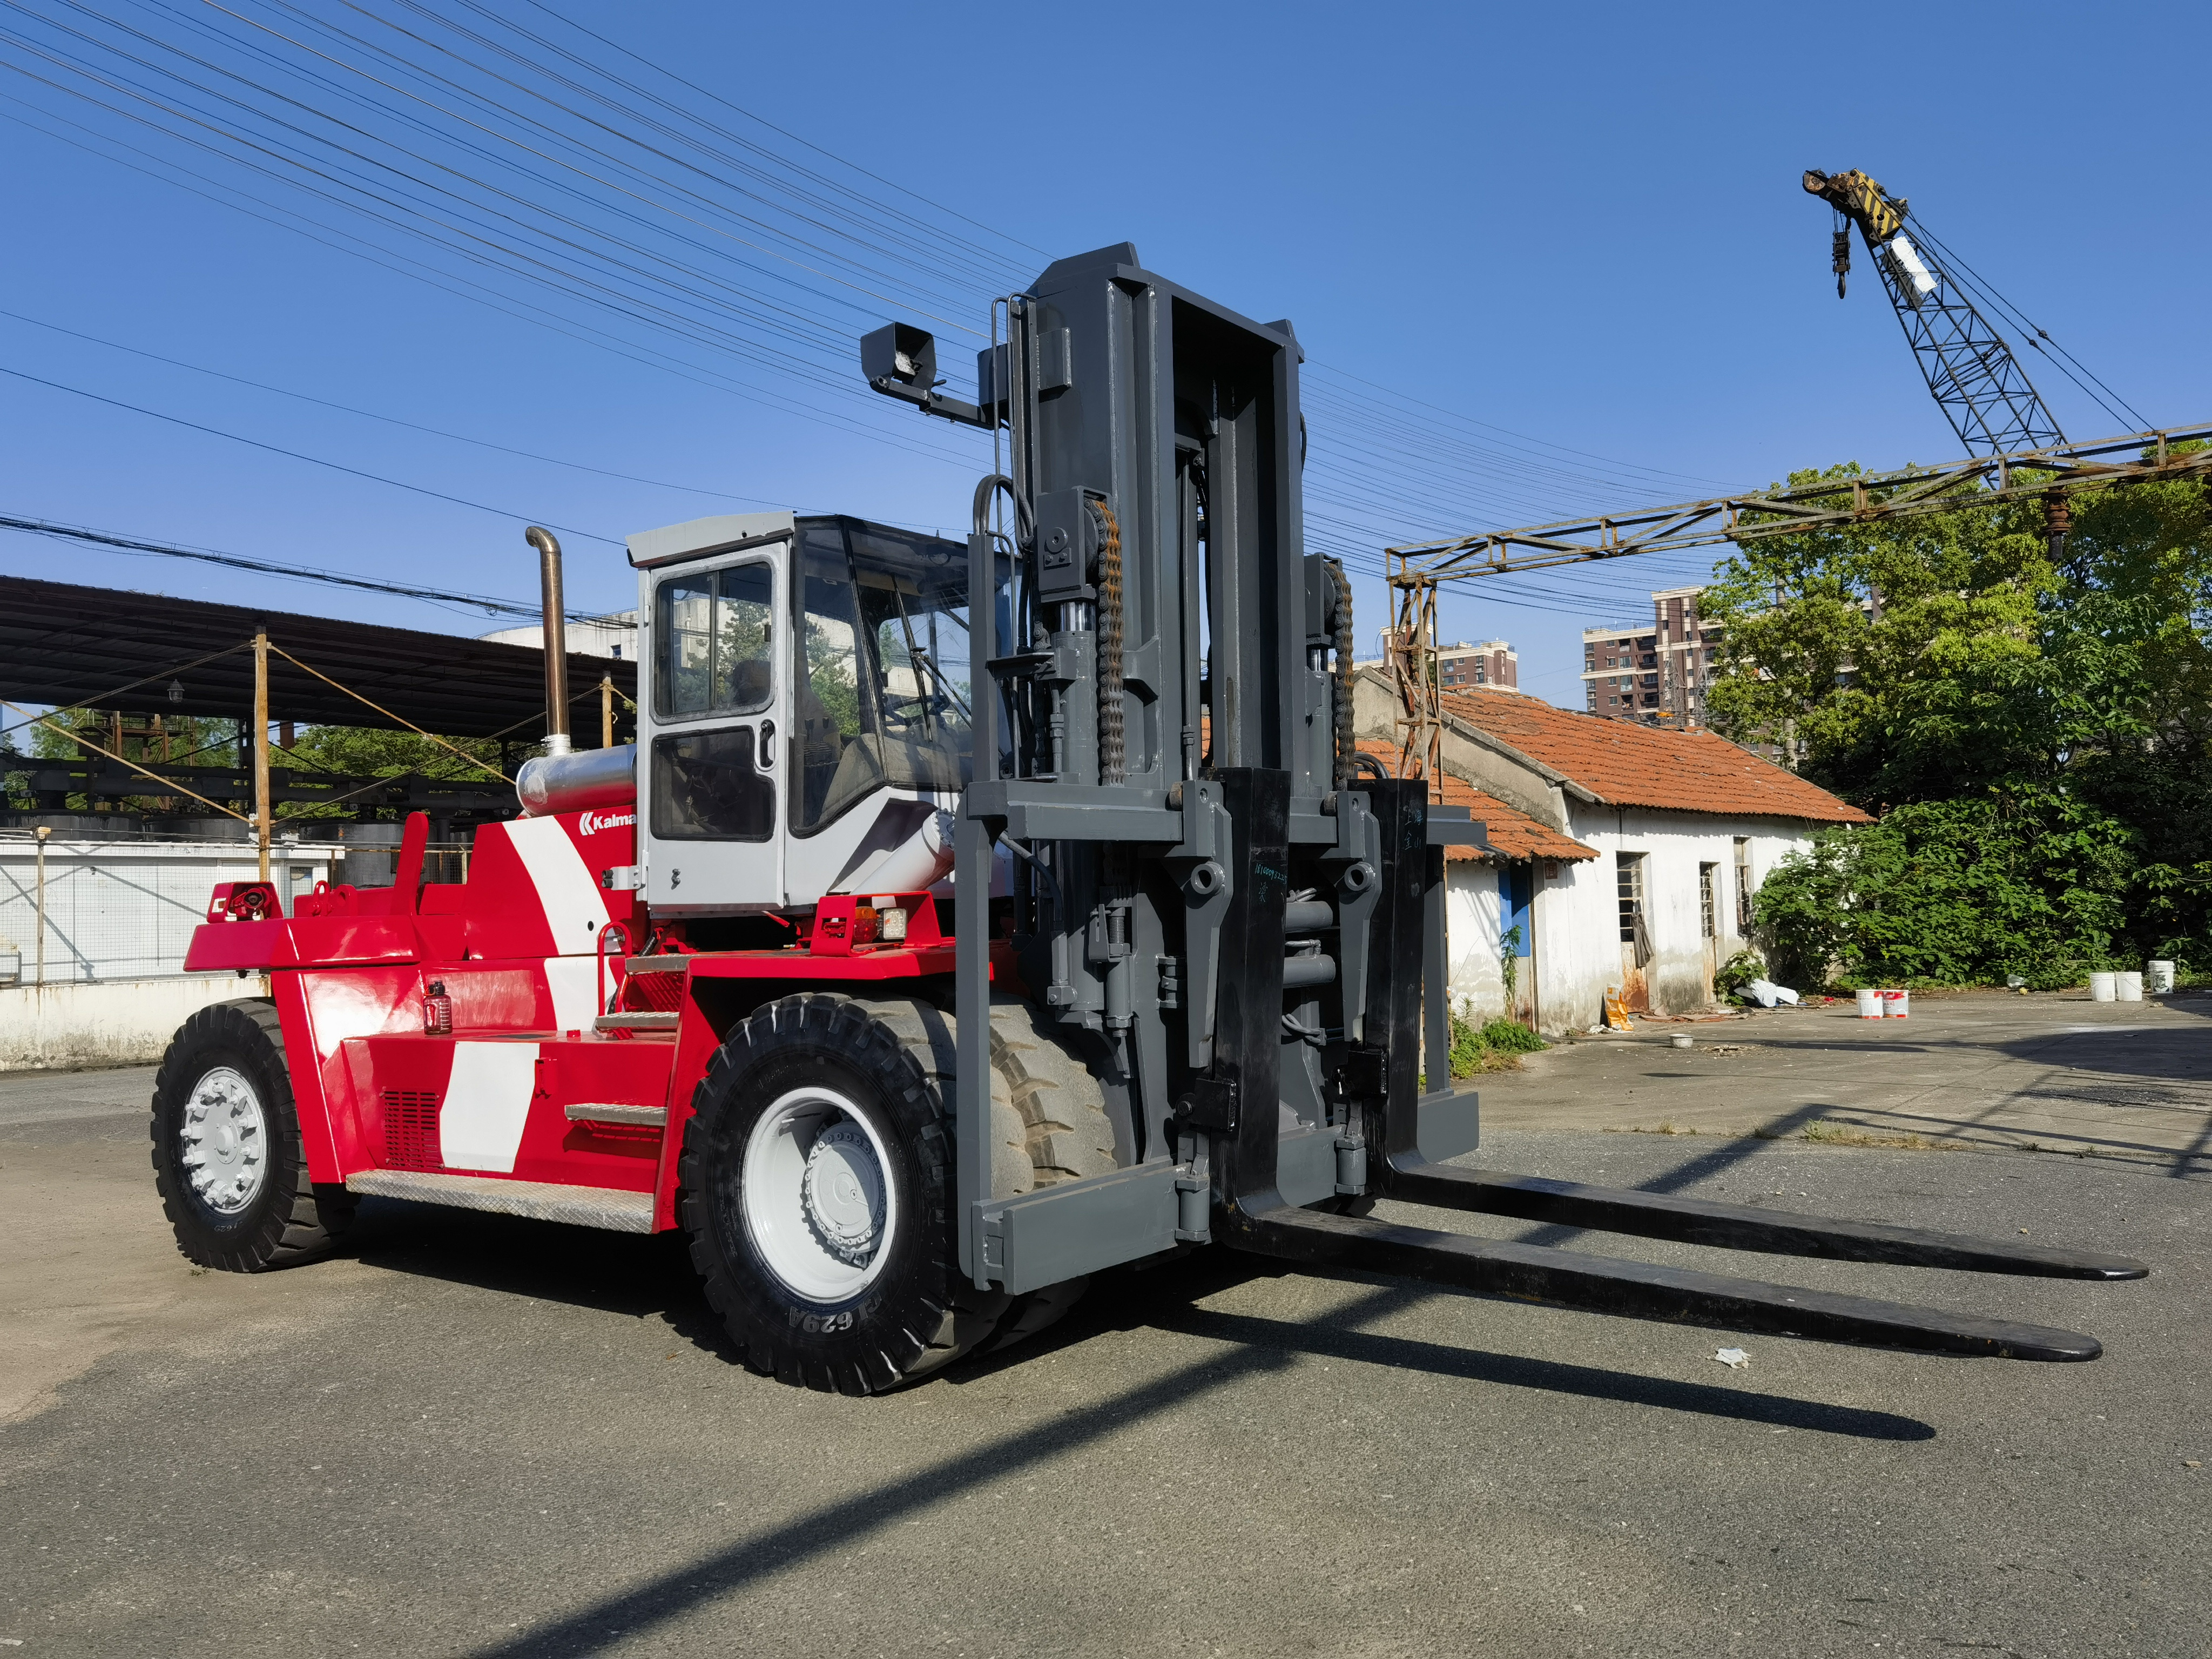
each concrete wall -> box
[1445,864,1508,1019]
[1530,807,1809,1033]
[0,973,267,1072]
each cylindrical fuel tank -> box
[516,744,637,818]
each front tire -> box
[679,992,1119,1394]
[150,999,355,1271]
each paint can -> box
[1856,988,1882,1019]
[2088,972,2117,1002]
[1881,988,1910,1018]
[2116,970,2143,1002]
[2147,961,2175,996]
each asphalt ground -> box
[3,1005,2208,1658]
[1488,990,2212,1172]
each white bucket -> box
[1881,988,1910,1019]
[2089,972,2117,1002]
[2116,971,2143,1002]
[2147,961,2175,995]
[1856,988,1883,1019]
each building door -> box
[1698,860,1719,1002]
[1616,852,1650,1011]
[1500,862,1534,1023]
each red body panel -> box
[179,806,955,1230]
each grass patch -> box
[1448,1014,1548,1078]
[1800,1120,1943,1150]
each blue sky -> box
[3,0,2205,712]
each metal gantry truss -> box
[1384,421,2212,784]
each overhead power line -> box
[0,510,615,621]
[0,305,792,506]
[0,0,1728,630]
[0,362,622,543]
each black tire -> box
[973,994,1118,1355]
[150,999,355,1272]
[679,992,1118,1394]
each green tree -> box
[1707,454,2212,981]
[275,725,507,821]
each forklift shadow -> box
[347,1197,1929,1441]
[462,1274,1929,1659]
[950,1251,1935,1443]
[342,1196,740,1360]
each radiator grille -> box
[381,1090,444,1171]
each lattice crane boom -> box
[1804,168,2066,457]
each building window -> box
[1734,837,1752,934]
[1699,862,1716,939]
[1616,853,1644,943]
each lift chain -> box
[1094,499,1127,785]
[1326,555,1355,784]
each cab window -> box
[655,561,774,718]
[791,524,972,835]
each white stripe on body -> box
[439,1041,539,1173]
[506,816,612,956]
[542,955,604,1033]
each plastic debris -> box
[1737,979,1802,1009]
[1713,1347,1751,1370]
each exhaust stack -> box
[525,525,571,757]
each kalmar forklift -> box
[153,244,2144,1393]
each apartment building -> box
[1435,639,1517,691]
[1582,586,1721,727]
[1353,637,1520,691]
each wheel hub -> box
[741,1086,901,1305]
[801,1123,884,1265]
[180,1066,266,1215]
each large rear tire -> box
[150,999,355,1272]
[679,992,1117,1394]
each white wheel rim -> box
[741,1084,899,1305]
[181,1065,268,1216]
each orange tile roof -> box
[1353,740,1599,863]
[1437,688,1872,824]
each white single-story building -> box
[1354,673,1870,1033]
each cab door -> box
[640,545,787,912]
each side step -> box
[346,1171,656,1233]
[594,1011,678,1032]
[1381,1162,2149,1280]
[1232,1206,2105,1361]
[564,1102,667,1128]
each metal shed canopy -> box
[0,575,633,740]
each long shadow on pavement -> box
[460,1266,1930,1658]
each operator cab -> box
[629,512,975,914]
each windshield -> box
[792,520,972,835]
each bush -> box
[1477,1016,1546,1054]
[1713,950,1766,998]
[1755,788,2135,990]
[1448,1013,1547,1077]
